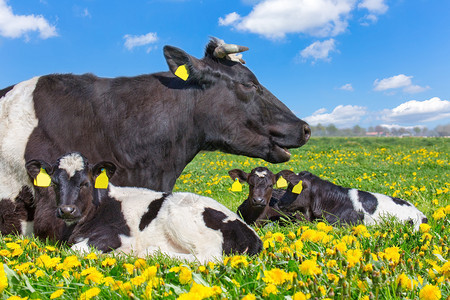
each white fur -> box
[348,188,426,231]
[0,77,40,201]
[255,170,267,178]
[367,192,426,231]
[58,153,85,178]
[89,185,255,263]
[20,220,34,236]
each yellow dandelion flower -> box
[85,253,98,260]
[334,241,347,253]
[263,283,278,296]
[262,268,296,285]
[346,249,362,267]
[101,257,116,267]
[242,294,256,300]
[179,266,192,284]
[134,258,147,269]
[273,232,285,243]
[35,270,45,278]
[0,263,8,293]
[36,254,61,269]
[441,261,450,277]
[383,246,401,264]
[293,291,309,300]
[130,275,145,286]
[419,284,441,300]
[317,222,332,233]
[11,248,23,257]
[123,263,135,275]
[79,287,101,300]
[50,289,64,299]
[396,273,416,290]
[62,255,81,270]
[142,266,158,280]
[6,243,20,250]
[352,224,371,237]
[327,273,339,284]
[432,208,445,220]
[299,259,322,276]
[0,249,11,257]
[326,260,337,268]
[287,231,296,240]
[420,223,431,233]
[363,263,373,272]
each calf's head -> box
[229,167,278,207]
[26,153,116,225]
[276,170,313,212]
[164,37,311,163]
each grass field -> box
[0,137,449,299]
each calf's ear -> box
[25,160,53,178]
[228,169,248,183]
[92,162,116,180]
[277,170,301,185]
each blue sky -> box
[1,0,449,129]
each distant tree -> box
[435,124,450,136]
[326,124,338,136]
[352,125,365,136]
[413,127,421,136]
[368,126,374,132]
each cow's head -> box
[276,170,313,212]
[164,37,311,163]
[26,153,116,225]
[229,167,278,207]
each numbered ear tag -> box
[276,176,287,188]
[34,168,51,187]
[231,178,242,192]
[175,64,189,81]
[292,180,303,194]
[95,169,109,189]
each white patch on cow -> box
[348,189,363,211]
[58,153,85,178]
[71,238,90,252]
[255,170,267,178]
[0,77,40,200]
[20,220,34,237]
[369,192,426,231]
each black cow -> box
[0,37,310,235]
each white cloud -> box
[339,83,354,91]
[219,12,241,26]
[304,105,367,127]
[381,97,450,124]
[124,32,158,51]
[300,39,336,62]
[219,0,356,39]
[0,0,57,39]
[373,74,429,94]
[358,0,387,24]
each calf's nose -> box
[57,205,78,218]
[252,197,266,206]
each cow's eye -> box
[80,182,89,188]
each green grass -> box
[1,137,449,299]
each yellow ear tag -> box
[276,176,287,188]
[95,169,109,189]
[175,64,189,81]
[231,178,242,192]
[34,168,51,187]
[292,180,303,194]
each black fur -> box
[0,85,14,99]
[358,191,378,214]
[69,196,131,252]
[139,193,169,231]
[392,197,411,206]
[203,207,262,255]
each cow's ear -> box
[277,170,300,185]
[92,162,116,180]
[228,169,248,183]
[163,45,208,83]
[25,160,53,179]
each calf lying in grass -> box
[26,153,262,263]
[277,170,428,231]
[229,167,302,226]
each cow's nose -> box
[57,205,78,218]
[252,197,266,206]
[303,123,311,142]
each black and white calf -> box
[26,153,262,262]
[277,170,427,231]
[229,167,297,226]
